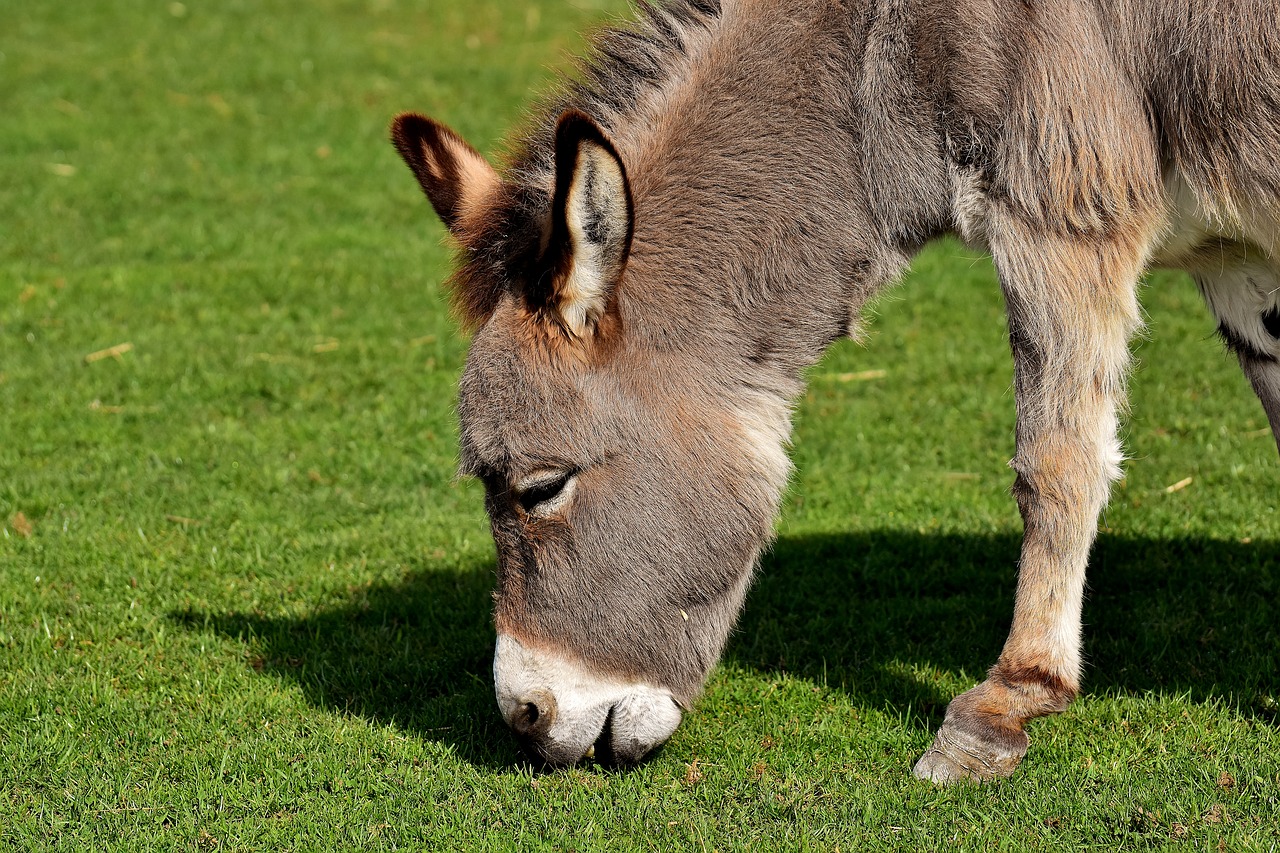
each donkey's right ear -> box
[391,113,500,237]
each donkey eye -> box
[513,470,576,515]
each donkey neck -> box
[502,0,1027,387]
[506,0,938,377]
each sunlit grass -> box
[3,1,1278,849]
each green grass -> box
[2,1,1278,849]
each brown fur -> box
[392,0,1280,779]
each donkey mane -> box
[509,0,723,184]
[450,0,727,327]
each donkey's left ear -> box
[546,111,634,337]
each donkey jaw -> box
[493,634,683,767]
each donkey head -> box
[391,111,787,766]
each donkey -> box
[390,0,1280,782]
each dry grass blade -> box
[84,342,133,363]
[822,369,887,382]
[10,512,33,539]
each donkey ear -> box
[547,111,634,337]
[391,112,500,237]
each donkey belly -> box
[1150,171,1218,269]
[1153,170,1280,359]
[1151,170,1280,453]
[1153,169,1280,267]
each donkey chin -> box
[493,634,684,767]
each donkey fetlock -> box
[913,669,1075,784]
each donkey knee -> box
[1009,435,1119,528]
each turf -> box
[2,1,1278,849]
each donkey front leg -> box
[914,224,1147,784]
[1196,260,1280,457]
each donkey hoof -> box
[912,746,980,784]
[912,723,1026,784]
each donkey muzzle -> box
[493,633,683,767]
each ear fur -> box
[390,112,500,236]
[546,111,634,338]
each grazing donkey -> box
[391,0,1280,782]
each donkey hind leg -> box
[913,226,1146,784]
[1197,256,1280,456]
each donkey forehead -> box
[457,308,631,472]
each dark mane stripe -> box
[507,0,723,185]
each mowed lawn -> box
[3,0,1279,849]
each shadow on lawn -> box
[173,555,518,769]
[734,531,1280,722]
[173,530,1280,768]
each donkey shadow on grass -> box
[174,530,1279,769]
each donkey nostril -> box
[510,695,554,737]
